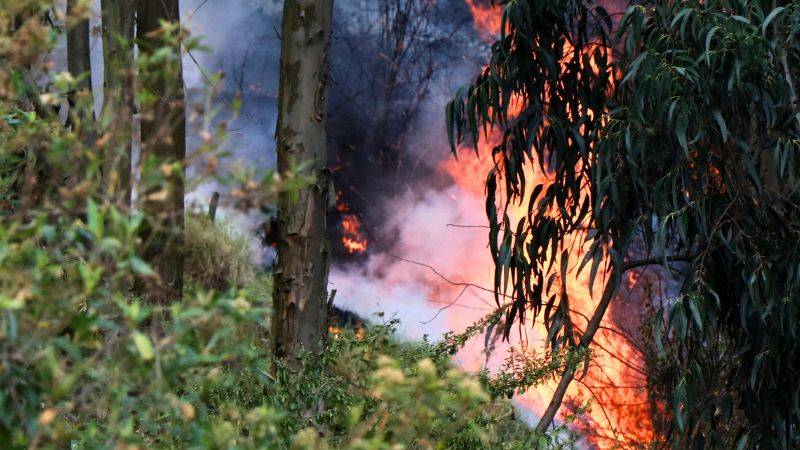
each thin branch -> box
[386,253,513,301]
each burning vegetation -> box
[332,0,662,446]
[335,192,369,254]
[8,0,800,448]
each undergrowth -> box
[0,4,575,448]
[184,211,255,290]
[0,208,573,449]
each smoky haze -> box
[180,0,486,271]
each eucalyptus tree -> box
[448,0,800,447]
[136,0,186,302]
[100,0,135,205]
[272,0,335,359]
[66,0,92,128]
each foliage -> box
[0,3,560,450]
[184,212,255,290]
[449,0,800,447]
[0,225,545,449]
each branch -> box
[534,264,621,432]
[534,253,692,432]
[622,254,695,271]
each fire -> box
[465,0,502,39]
[432,1,657,447]
[342,214,369,254]
[336,191,369,254]
[441,140,655,449]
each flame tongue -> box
[342,213,369,254]
[337,192,369,254]
[465,0,502,39]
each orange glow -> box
[430,2,656,447]
[337,191,369,254]
[441,140,655,449]
[465,0,502,39]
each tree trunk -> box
[272,0,334,359]
[100,0,135,206]
[136,0,186,302]
[66,0,92,127]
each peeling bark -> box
[272,0,335,359]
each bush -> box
[184,212,255,290]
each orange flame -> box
[342,214,369,254]
[465,0,502,39]
[436,2,657,447]
[337,191,369,254]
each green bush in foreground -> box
[0,201,570,449]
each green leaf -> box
[623,52,648,84]
[688,296,702,331]
[86,198,102,238]
[712,110,728,142]
[132,331,154,361]
[670,8,693,30]
[731,15,751,25]
[705,26,720,66]
[675,379,687,431]
[129,257,156,277]
[762,7,786,36]
[676,111,689,154]
[736,433,750,450]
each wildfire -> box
[432,1,657,447]
[465,0,502,39]
[336,191,370,254]
[341,214,369,254]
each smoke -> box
[179,0,283,263]
[177,0,486,269]
[48,0,684,443]
[331,179,494,340]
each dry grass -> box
[184,212,255,290]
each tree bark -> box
[272,0,334,359]
[136,0,186,302]
[66,0,92,126]
[100,0,135,206]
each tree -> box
[136,0,186,302]
[448,0,800,447]
[66,0,92,129]
[100,0,135,205]
[272,0,335,359]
